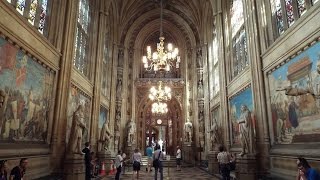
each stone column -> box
[207,151,219,174]
[235,154,257,180]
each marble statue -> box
[0,90,5,108]
[127,119,136,144]
[238,105,255,156]
[196,48,203,68]
[99,119,112,152]
[68,104,87,154]
[208,118,220,150]
[198,80,203,98]
[184,119,193,142]
[116,79,122,99]
[0,90,7,135]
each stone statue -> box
[184,119,193,142]
[127,119,136,144]
[0,90,5,108]
[238,105,255,156]
[68,104,87,154]
[116,79,122,99]
[198,80,203,98]
[208,118,220,150]
[196,48,203,68]
[99,119,112,152]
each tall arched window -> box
[209,29,220,98]
[101,34,111,97]
[270,0,319,38]
[73,0,91,78]
[5,0,50,36]
[230,0,248,79]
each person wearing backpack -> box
[153,145,164,180]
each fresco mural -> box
[66,86,91,145]
[268,41,320,144]
[229,87,253,145]
[0,37,55,142]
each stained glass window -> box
[271,0,317,40]
[230,0,244,37]
[285,0,295,26]
[73,0,91,77]
[6,0,49,36]
[16,0,25,15]
[297,0,306,16]
[38,0,48,34]
[28,0,38,25]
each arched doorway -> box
[137,97,183,156]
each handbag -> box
[153,151,161,168]
[227,161,236,171]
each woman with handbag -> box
[217,145,231,180]
[132,148,142,179]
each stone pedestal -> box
[98,151,114,175]
[183,144,194,165]
[235,154,257,180]
[207,151,219,174]
[63,154,85,180]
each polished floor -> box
[103,167,218,180]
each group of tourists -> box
[0,158,28,180]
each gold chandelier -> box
[149,81,172,102]
[142,0,180,72]
[152,101,168,114]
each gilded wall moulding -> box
[135,78,185,87]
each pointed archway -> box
[136,95,183,156]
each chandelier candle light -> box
[142,0,180,72]
[152,102,168,114]
[149,81,172,102]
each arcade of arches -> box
[0,0,320,179]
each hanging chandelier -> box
[142,0,180,72]
[152,101,168,114]
[149,81,172,102]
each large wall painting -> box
[0,37,55,142]
[268,41,320,144]
[229,87,253,145]
[66,86,91,145]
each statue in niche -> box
[238,105,255,156]
[118,49,124,67]
[198,80,204,98]
[199,110,205,133]
[196,48,203,68]
[127,119,136,144]
[116,79,122,99]
[68,104,87,154]
[208,118,221,151]
[184,119,193,143]
[99,118,112,152]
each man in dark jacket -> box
[82,142,91,180]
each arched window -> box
[101,33,111,97]
[270,0,318,38]
[5,0,50,36]
[230,0,248,79]
[73,0,91,78]
[209,27,220,98]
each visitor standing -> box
[0,160,8,180]
[9,158,28,180]
[296,157,320,180]
[132,148,142,179]
[146,144,153,172]
[115,150,123,180]
[82,142,91,180]
[217,145,231,180]
[176,146,182,171]
[153,145,164,180]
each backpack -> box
[153,151,161,168]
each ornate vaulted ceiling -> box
[106,0,214,50]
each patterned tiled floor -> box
[102,167,218,180]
